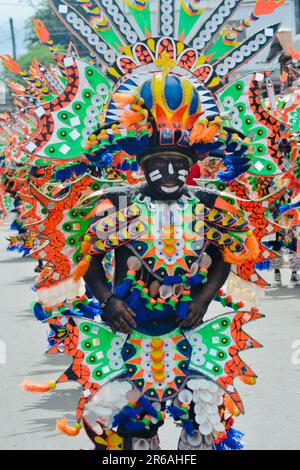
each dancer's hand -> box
[179,299,208,329]
[102,297,136,334]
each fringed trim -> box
[189,118,208,145]
[113,92,148,128]
[73,255,92,282]
[21,379,56,393]
[119,109,148,128]
[201,117,223,144]
[56,418,82,436]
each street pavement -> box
[0,217,299,450]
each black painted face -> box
[142,152,191,200]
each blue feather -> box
[215,428,245,451]
[279,201,300,213]
[217,162,251,182]
[166,406,185,420]
[183,420,195,437]
[139,397,159,418]
[33,302,51,322]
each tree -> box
[1,43,63,84]
[19,44,61,71]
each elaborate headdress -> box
[86,70,252,181]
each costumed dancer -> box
[0,0,293,451]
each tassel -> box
[32,19,50,43]
[245,232,260,260]
[56,418,82,436]
[21,379,56,393]
[73,256,92,282]
[176,290,192,320]
[190,119,208,145]
[217,164,250,182]
[176,301,190,320]
[139,397,160,419]
[81,235,92,256]
[217,156,251,182]
[224,394,240,417]
[127,281,144,311]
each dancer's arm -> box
[180,246,231,329]
[84,254,136,334]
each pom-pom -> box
[73,256,92,282]
[114,274,135,300]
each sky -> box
[0,0,38,57]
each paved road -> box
[0,217,299,450]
